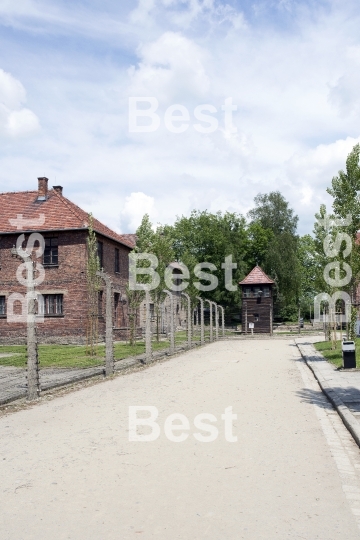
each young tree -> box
[134,215,175,342]
[86,214,101,356]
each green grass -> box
[0,338,179,369]
[314,338,360,369]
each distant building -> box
[239,265,274,334]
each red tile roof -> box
[0,189,135,249]
[239,265,274,285]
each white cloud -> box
[128,31,210,102]
[2,0,360,236]
[0,68,39,137]
[6,109,40,137]
[121,192,157,231]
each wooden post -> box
[298,305,301,335]
[196,297,205,345]
[270,302,273,337]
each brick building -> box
[239,265,274,334]
[0,178,135,344]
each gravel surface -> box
[1,338,360,539]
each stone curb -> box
[296,341,360,449]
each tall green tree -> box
[167,210,248,313]
[248,191,300,317]
[326,143,360,299]
[248,191,298,236]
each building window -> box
[40,294,63,316]
[149,303,155,320]
[115,248,120,273]
[97,241,103,269]
[44,237,58,265]
[263,287,270,297]
[98,290,103,317]
[254,313,259,322]
[0,296,6,316]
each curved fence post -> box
[163,290,175,354]
[10,245,40,401]
[214,302,219,341]
[205,299,213,342]
[181,292,192,349]
[144,290,152,363]
[196,297,205,345]
[219,305,225,337]
[97,271,114,376]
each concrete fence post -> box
[97,271,114,376]
[144,290,152,363]
[14,249,40,402]
[205,299,213,342]
[219,305,225,337]
[215,303,219,341]
[27,258,40,401]
[181,292,192,349]
[163,290,175,354]
[196,297,205,345]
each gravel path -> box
[1,339,360,539]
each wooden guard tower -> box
[239,265,274,334]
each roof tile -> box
[239,265,274,285]
[0,189,135,249]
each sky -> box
[0,0,360,235]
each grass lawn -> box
[314,339,360,369]
[0,337,180,369]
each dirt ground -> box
[1,338,360,539]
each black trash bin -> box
[342,340,356,369]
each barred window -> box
[40,294,63,316]
[44,237,58,265]
[0,296,6,316]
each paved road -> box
[1,339,360,539]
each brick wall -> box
[0,229,131,344]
